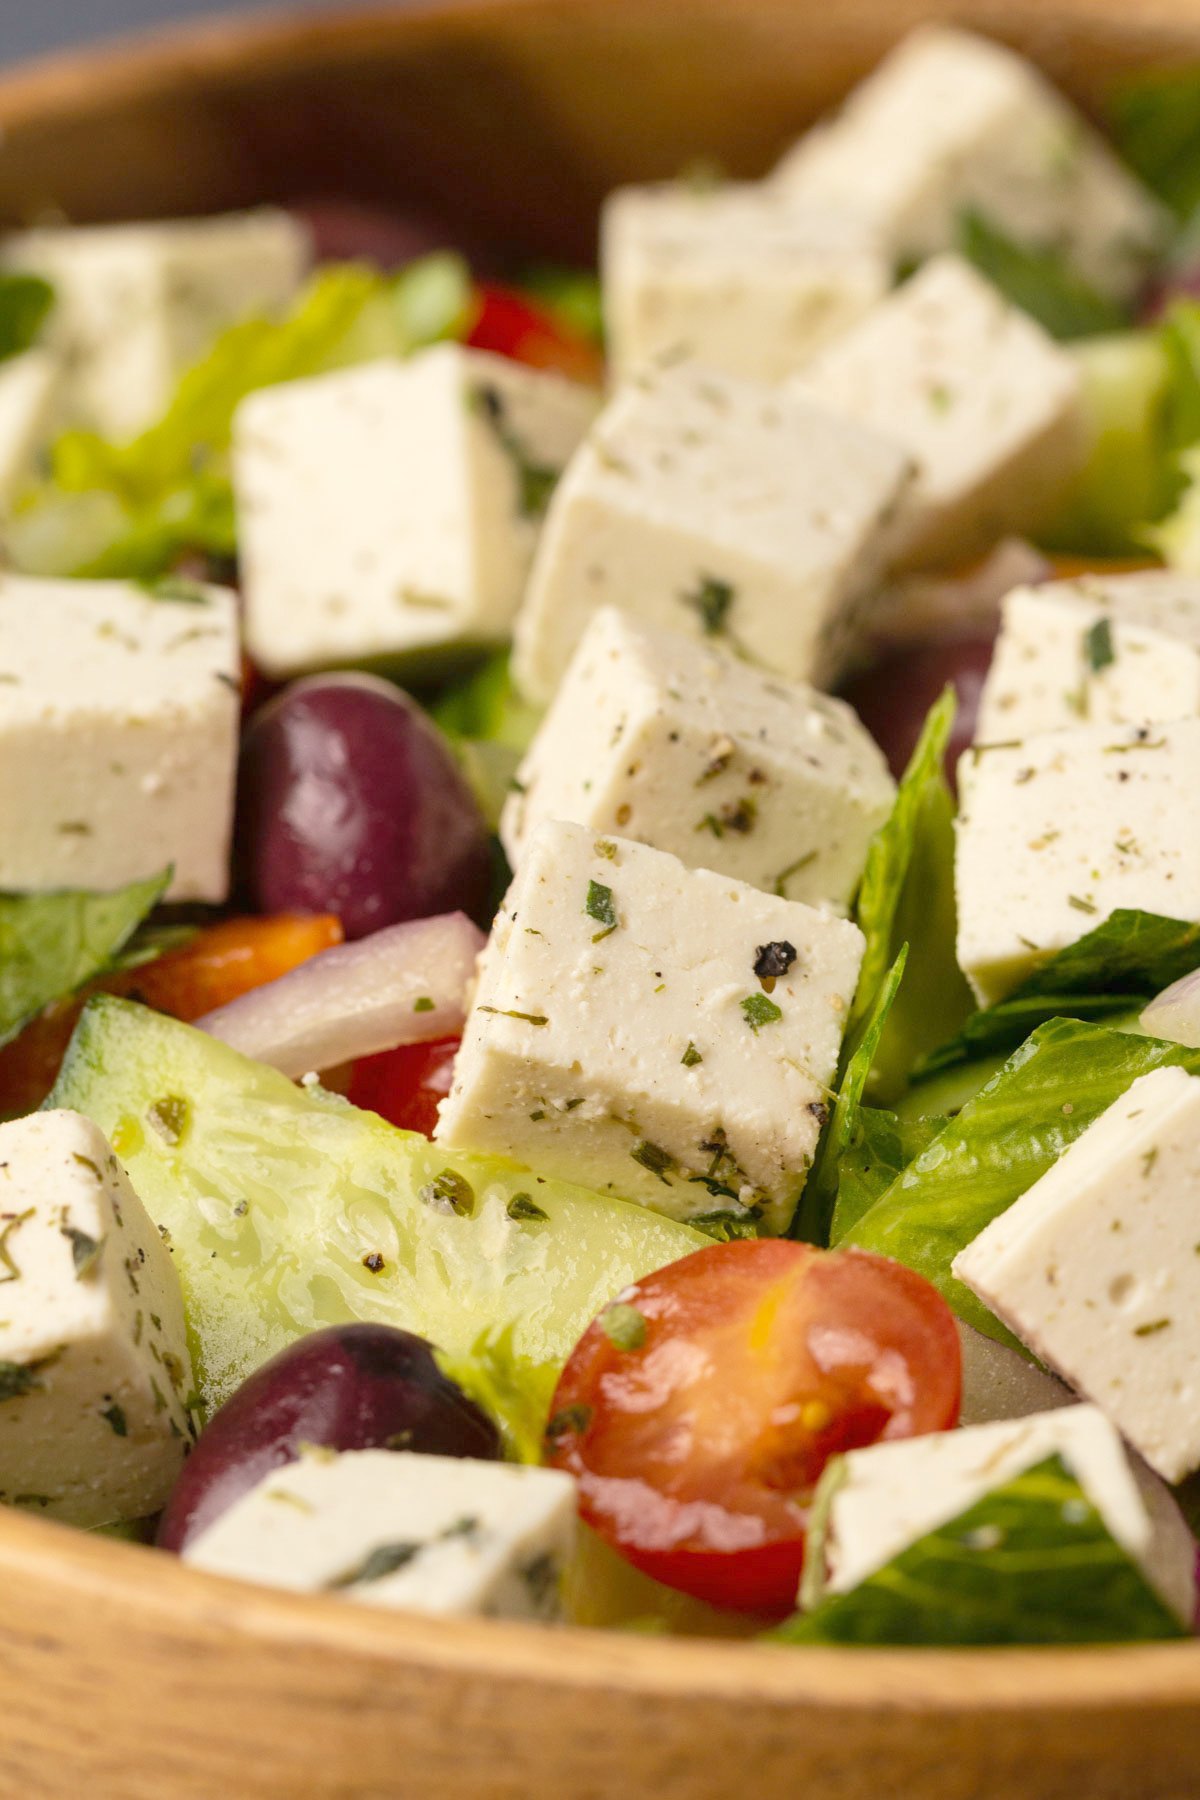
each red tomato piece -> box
[544,1239,962,1614]
[348,1037,461,1137]
[466,283,604,386]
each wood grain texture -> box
[3,2,1200,1794]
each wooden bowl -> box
[3,3,1200,1794]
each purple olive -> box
[157,1323,500,1554]
[840,636,995,793]
[236,673,492,938]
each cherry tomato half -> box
[348,1036,461,1137]
[544,1240,961,1614]
[466,283,604,386]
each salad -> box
[6,21,1200,1649]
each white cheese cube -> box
[502,607,894,910]
[1,208,310,440]
[977,571,1200,743]
[235,345,598,679]
[601,182,889,385]
[0,350,60,510]
[511,360,912,705]
[435,819,864,1232]
[184,1448,577,1621]
[954,718,1200,1004]
[0,574,240,901]
[792,256,1085,569]
[805,1405,1194,1626]
[954,1067,1200,1484]
[771,26,1166,302]
[0,1109,193,1527]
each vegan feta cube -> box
[511,360,912,705]
[235,345,598,679]
[0,574,240,901]
[805,1405,1194,1627]
[792,255,1085,569]
[954,717,1200,1004]
[0,1109,193,1527]
[0,350,60,510]
[601,181,889,385]
[976,571,1200,742]
[1,208,310,439]
[184,1447,577,1621]
[771,25,1166,302]
[954,1067,1200,1484]
[435,819,865,1233]
[501,607,895,909]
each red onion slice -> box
[1141,970,1200,1049]
[197,911,484,1079]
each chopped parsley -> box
[600,1302,647,1351]
[741,992,784,1032]
[681,574,735,636]
[329,1540,421,1590]
[585,879,619,941]
[101,1402,128,1438]
[474,383,559,519]
[506,1192,549,1223]
[544,1403,593,1444]
[681,1041,703,1067]
[146,1095,189,1146]
[477,1006,549,1026]
[0,1210,33,1285]
[413,996,435,1013]
[61,1224,105,1280]
[1083,616,1116,674]
[418,1170,476,1218]
[631,1140,674,1184]
[0,1361,41,1403]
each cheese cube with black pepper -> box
[1,208,311,440]
[955,718,1200,1004]
[184,1447,577,1620]
[501,607,895,910]
[511,359,913,705]
[976,571,1200,743]
[791,255,1085,569]
[601,181,889,384]
[0,1109,193,1527]
[954,1067,1200,1485]
[435,820,865,1232]
[0,574,240,901]
[771,26,1166,303]
[235,344,599,678]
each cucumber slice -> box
[49,997,704,1414]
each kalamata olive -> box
[236,673,492,938]
[157,1323,500,1553]
[840,636,995,792]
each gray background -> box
[3,0,374,64]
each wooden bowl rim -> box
[2,0,1200,1717]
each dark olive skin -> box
[235,673,492,938]
[840,636,996,792]
[157,1323,501,1554]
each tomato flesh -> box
[348,1036,461,1137]
[544,1239,961,1614]
[466,283,604,386]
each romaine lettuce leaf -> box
[774,1453,1186,1647]
[846,688,972,1100]
[1109,65,1200,223]
[842,1017,1200,1343]
[6,254,471,582]
[0,868,169,1050]
[520,267,604,346]
[793,947,906,1245]
[0,273,54,364]
[432,653,543,832]
[915,909,1200,1079]
[829,1105,944,1243]
[957,210,1129,340]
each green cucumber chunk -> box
[49,997,704,1414]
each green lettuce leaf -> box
[520,267,604,346]
[846,688,972,1099]
[957,210,1129,340]
[842,1017,1200,1342]
[0,273,54,364]
[829,1106,944,1243]
[1109,65,1200,222]
[432,653,543,832]
[0,869,170,1050]
[915,909,1200,1080]
[7,254,471,582]
[434,1325,559,1465]
[774,1454,1185,1647]
[793,947,906,1245]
